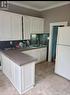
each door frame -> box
[48,21,68,62]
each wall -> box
[0,3,42,18]
[41,4,70,33]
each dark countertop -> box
[1,46,47,66]
[1,49,37,66]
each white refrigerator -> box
[55,26,70,80]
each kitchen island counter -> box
[1,49,36,94]
[2,49,37,66]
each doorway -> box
[51,26,58,62]
[48,22,68,62]
[51,25,65,62]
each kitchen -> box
[0,3,49,95]
[0,1,70,95]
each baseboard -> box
[21,86,33,95]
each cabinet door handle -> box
[22,16,24,40]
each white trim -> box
[39,1,70,11]
[48,21,68,62]
[8,1,70,12]
[8,1,40,11]
[20,86,34,95]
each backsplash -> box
[0,33,49,50]
[0,40,30,50]
[30,33,49,46]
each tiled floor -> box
[0,61,70,95]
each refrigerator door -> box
[55,45,70,80]
[57,27,70,45]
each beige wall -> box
[1,3,42,18]
[41,4,70,33]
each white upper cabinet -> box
[0,11,22,41]
[4,12,11,40]
[0,11,11,41]
[23,15,32,40]
[0,11,44,41]
[11,13,22,40]
[31,17,44,34]
[23,15,44,40]
[0,11,4,40]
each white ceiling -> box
[9,1,70,11]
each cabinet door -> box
[23,48,47,63]
[32,49,40,63]
[23,15,32,40]
[10,60,15,84]
[31,17,44,34]
[38,19,44,33]
[0,11,4,41]
[31,17,38,34]
[22,50,38,63]
[0,11,22,41]
[2,54,11,79]
[14,64,22,92]
[11,13,22,40]
[22,49,40,63]
[40,48,47,62]
[23,63,35,90]
[0,12,11,41]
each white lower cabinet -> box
[22,47,47,64]
[2,55,11,79]
[2,54,35,94]
[21,63,35,91]
[39,47,47,62]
